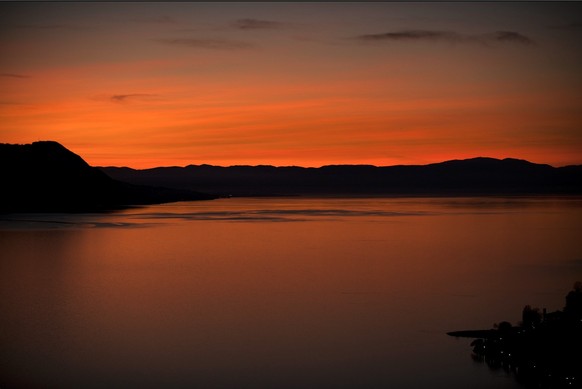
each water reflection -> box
[0,229,84,387]
[3,196,581,228]
[0,197,581,388]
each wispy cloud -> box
[354,29,535,46]
[547,21,582,30]
[111,94,158,103]
[157,38,254,50]
[486,31,535,45]
[357,30,461,42]
[0,73,30,79]
[12,23,80,30]
[232,18,286,30]
[131,16,177,25]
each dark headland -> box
[0,141,216,213]
[448,283,582,388]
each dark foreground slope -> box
[0,141,216,212]
[101,158,582,197]
[448,283,582,389]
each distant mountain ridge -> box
[101,157,582,197]
[0,141,216,212]
[2,141,580,212]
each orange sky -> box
[1,2,582,168]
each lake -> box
[1,197,581,388]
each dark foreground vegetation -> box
[448,283,582,388]
[0,141,216,213]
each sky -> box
[1,2,582,168]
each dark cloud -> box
[354,29,535,46]
[488,31,535,45]
[157,38,254,50]
[232,18,285,30]
[0,73,30,79]
[111,94,157,103]
[357,30,461,42]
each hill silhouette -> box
[101,158,582,197]
[448,282,582,388]
[0,141,216,212]
[2,141,580,211]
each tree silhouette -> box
[521,305,542,328]
[564,281,582,320]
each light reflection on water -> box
[1,197,581,388]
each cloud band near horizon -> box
[355,30,535,46]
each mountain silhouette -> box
[101,157,582,197]
[0,141,216,212]
[2,141,579,211]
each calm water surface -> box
[1,197,581,388]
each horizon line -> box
[97,156,571,171]
[3,141,577,170]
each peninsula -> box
[0,141,216,213]
[448,283,582,388]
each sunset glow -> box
[1,2,581,168]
